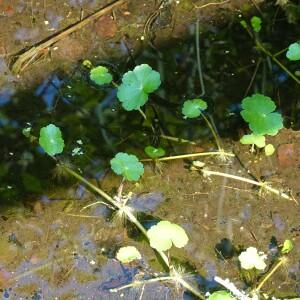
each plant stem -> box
[110,276,174,292]
[141,151,234,162]
[160,134,197,145]
[202,169,295,202]
[200,112,223,152]
[195,18,205,97]
[255,257,287,292]
[60,163,205,298]
[138,108,155,133]
[255,40,300,86]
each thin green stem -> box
[255,40,300,86]
[255,257,287,292]
[160,134,197,145]
[200,112,223,151]
[196,18,205,97]
[138,108,155,133]
[140,151,234,162]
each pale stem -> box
[255,257,286,292]
[138,108,155,133]
[202,169,295,202]
[141,151,234,162]
[200,111,223,152]
[110,276,174,293]
[160,134,197,145]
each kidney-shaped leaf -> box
[286,42,300,61]
[240,94,283,136]
[182,99,207,118]
[240,134,266,148]
[208,291,236,300]
[147,221,189,252]
[116,246,142,264]
[117,64,161,111]
[110,152,144,181]
[39,124,64,156]
[144,146,165,159]
[90,66,113,85]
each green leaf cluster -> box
[182,99,207,118]
[251,16,262,33]
[144,146,165,159]
[240,94,283,136]
[39,124,65,156]
[90,66,113,85]
[117,64,161,111]
[110,152,144,181]
[147,221,189,252]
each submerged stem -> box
[255,40,300,86]
[200,112,223,152]
[59,163,205,298]
[202,169,295,202]
[255,257,287,292]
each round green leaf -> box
[240,94,283,136]
[39,124,64,156]
[144,146,165,159]
[281,239,293,254]
[110,152,144,181]
[117,64,161,111]
[116,246,142,263]
[208,291,236,300]
[251,16,262,33]
[240,134,266,148]
[286,42,300,61]
[90,66,113,85]
[147,221,189,252]
[182,99,207,118]
[264,143,275,156]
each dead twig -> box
[10,0,127,74]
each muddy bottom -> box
[0,129,299,299]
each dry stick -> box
[141,151,234,162]
[60,164,205,299]
[10,0,127,74]
[202,169,296,202]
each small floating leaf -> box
[147,221,189,252]
[90,66,113,85]
[182,99,207,118]
[251,16,262,32]
[286,42,300,61]
[264,143,275,156]
[240,94,283,136]
[144,146,165,159]
[208,291,236,300]
[281,239,293,254]
[39,124,64,156]
[240,134,266,148]
[117,64,161,111]
[110,152,144,181]
[116,246,142,263]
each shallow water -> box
[1,1,300,299]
